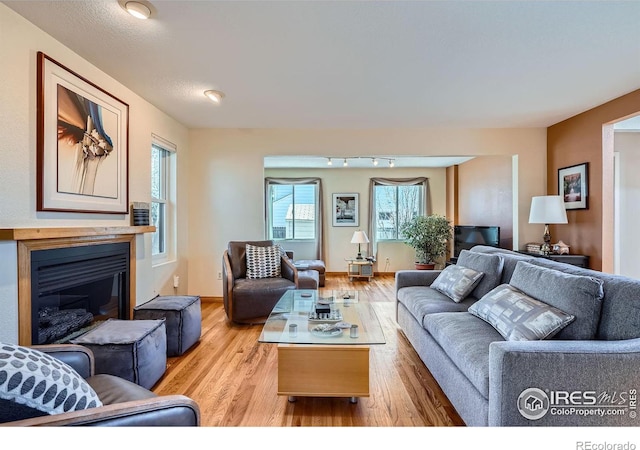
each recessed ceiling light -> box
[125,1,151,19]
[204,90,225,104]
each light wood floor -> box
[152,274,464,427]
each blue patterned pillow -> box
[468,284,575,341]
[0,343,102,421]
[246,244,282,279]
[431,264,485,303]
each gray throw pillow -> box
[456,250,504,299]
[508,261,604,340]
[468,284,575,341]
[0,342,102,418]
[246,244,282,279]
[431,265,485,303]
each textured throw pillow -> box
[456,250,504,299]
[246,244,282,279]
[431,265,485,303]
[0,343,102,420]
[468,284,575,341]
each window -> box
[373,182,424,241]
[266,182,318,241]
[151,141,174,258]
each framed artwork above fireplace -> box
[37,51,129,214]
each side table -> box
[345,258,374,281]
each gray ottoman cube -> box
[71,318,167,389]
[134,295,202,356]
[298,269,319,289]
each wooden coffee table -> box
[258,289,385,403]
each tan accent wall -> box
[457,156,514,250]
[547,89,640,271]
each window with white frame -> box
[151,139,174,258]
[374,182,425,241]
[266,182,318,241]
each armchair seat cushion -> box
[87,374,157,405]
[232,277,296,322]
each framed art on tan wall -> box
[558,162,588,210]
[37,51,129,214]
[332,193,359,227]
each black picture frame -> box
[558,162,588,210]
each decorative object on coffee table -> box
[528,195,568,255]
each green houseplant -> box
[400,214,453,269]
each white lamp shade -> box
[351,230,370,244]
[529,195,568,224]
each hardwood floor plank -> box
[152,274,464,427]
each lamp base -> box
[356,253,363,260]
[542,224,551,255]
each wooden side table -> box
[346,258,374,281]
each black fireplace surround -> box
[30,242,130,344]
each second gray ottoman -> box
[71,318,167,389]
[134,295,202,357]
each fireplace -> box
[0,226,152,346]
[30,242,130,344]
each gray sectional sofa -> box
[395,245,640,426]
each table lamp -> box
[528,195,568,255]
[351,230,369,260]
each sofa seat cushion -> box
[397,287,477,325]
[509,261,604,340]
[468,284,575,341]
[431,265,485,303]
[423,312,504,399]
[456,250,504,299]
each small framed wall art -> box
[37,52,129,214]
[558,162,588,210]
[332,193,359,227]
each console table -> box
[517,251,590,268]
[346,258,374,281]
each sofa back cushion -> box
[509,261,604,340]
[456,250,504,299]
[527,258,640,340]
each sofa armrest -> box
[1,395,200,427]
[489,338,640,426]
[395,269,442,291]
[32,344,95,378]
[281,255,298,286]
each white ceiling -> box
[4,0,640,132]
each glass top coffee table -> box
[258,289,385,403]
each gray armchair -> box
[0,344,199,426]
[222,240,298,324]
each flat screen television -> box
[454,225,500,257]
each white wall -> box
[615,131,640,278]
[189,128,547,297]
[0,5,190,343]
[265,167,447,272]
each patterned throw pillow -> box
[468,284,575,341]
[0,343,102,419]
[246,244,282,279]
[431,264,485,303]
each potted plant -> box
[400,214,453,269]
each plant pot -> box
[415,263,436,270]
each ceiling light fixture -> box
[327,158,333,166]
[204,90,225,104]
[372,158,378,166]
[343,159,348,167]
[389,159,395,168]
[125,1,151,19]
